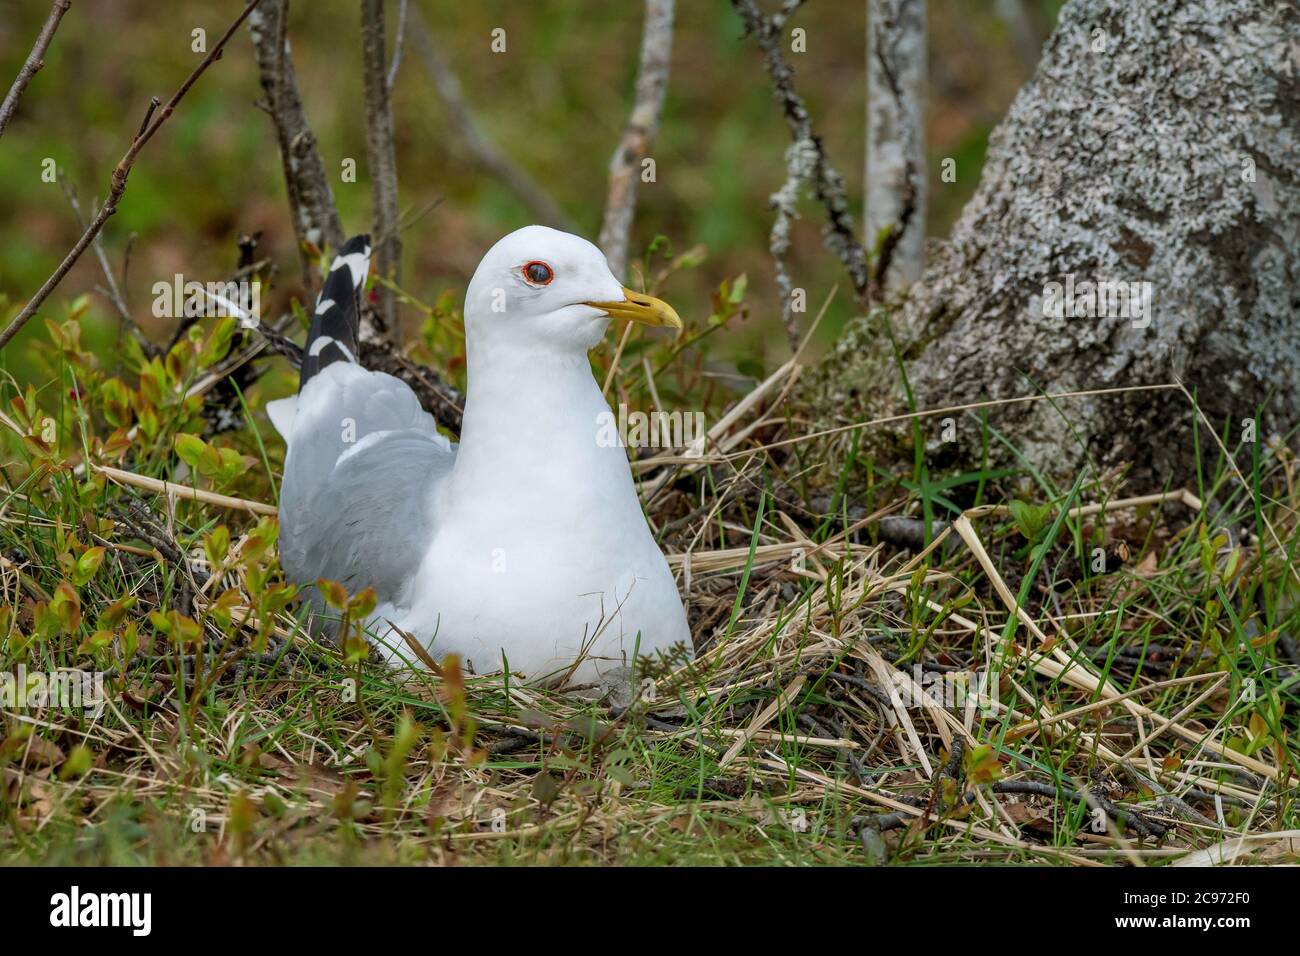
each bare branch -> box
[60,180,156,356]
[769,139,813,351]
[866,0,925,292]
[598,0,675,280]
[361,0,404,340]
[0,0,266,353]
[386,0,410,93]
[406,11,576,232]
[247,0,344,290]
[730,0,870,341]
[244,1,459,428]
[0,0,72,140]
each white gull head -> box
[464,225,681,356]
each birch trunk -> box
[814,0,1299,488]
[866,0,926,290]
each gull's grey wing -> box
[271,361,455,606]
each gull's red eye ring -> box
[523,261,554,285]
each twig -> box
[248,0,460,422]
[853,776,1169,840]
[120,232,137,305]
[361,0,403,340]
[133,96,160,140]
[59,181,156,356]
[256,323,304,367]
[185,308,295,398]
[730,0,869,345]
[111,500,196,617]
[0,0,73,140]
[161,240,271,356]
[992,780,1168,840]
[1119,762,1223,830]
[903,737,966,839]
[819,669,893,709]
[97,465,278,517]
[866,0,922,297]
[0,0,266,352]
[247,0,344,290]
[386,0,409,93]
[598,0,676,279]
[406,11,576,232]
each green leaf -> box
[72,546,106,586]
[95,595,136,630]
[347,586,377,619]
[1008,500,1051,543]
[49,582,81,634]
[174,433,207,469]
[199,317,237,367]
[150,610,200,647]
[965,744,1003,784]
[728,273,748,304]
[210,588,243,630]
[198,443,222,478]
[204,526,231,569]
[317,578,348,609]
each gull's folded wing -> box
[272,362,455,608]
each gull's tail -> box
[300,234,372,392]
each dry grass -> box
[2,298,1298,866]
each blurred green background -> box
[0,0,1062,384]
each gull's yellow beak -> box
[584,287,683,330]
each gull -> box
[268,226,693,686]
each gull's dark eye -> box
[523,261,554,285]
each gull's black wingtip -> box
[299,234,373,392]
[337,234,372,256]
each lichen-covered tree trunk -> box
[814,0,1299,489]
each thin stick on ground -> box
[95,465,278,516]
[0,0,266,353]
[598,0,676,280]
[640,382,1187,468]
[0,0,73,140]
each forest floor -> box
[2,298,1298,867]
